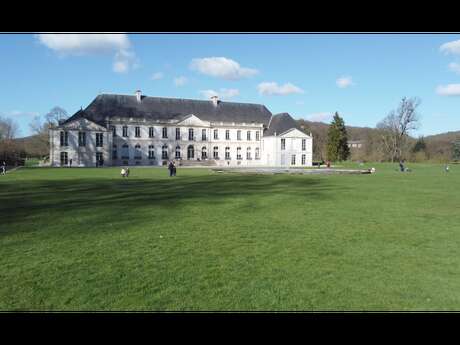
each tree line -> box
[299,97,460,163]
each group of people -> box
[120,167,130,177]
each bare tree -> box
[45,106,68,126]
[0,116,19,140]
[377,97,421,162]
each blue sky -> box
[1,33,460,137]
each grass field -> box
[1,163,459,311]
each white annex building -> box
[49,91,312,168]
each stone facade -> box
[50,93,313,168]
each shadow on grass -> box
[0,173,343,236]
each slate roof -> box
[264,113,306,137]
[62,94,273,127]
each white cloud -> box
[257,82,304,96]
[174,76,188,87]
[3,110,40,117]
[436,84,460,96]
[113,49,139,74]
[307,112,333,122]
[151,72,164,80]
[36,33,130,55]
[190,57,258,80]
[440,39,460,55]
[448,62,460,74]
[36,33,138,74]
[199,88,239,100]
[336,76,354,88]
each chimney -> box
[135,90,142,102]
[210,95,219,107]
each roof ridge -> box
[97,93,268,108]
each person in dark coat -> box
[399,161,404,172]
[172,160,177,176]
[168,161,174,177]
[1,161,5,175]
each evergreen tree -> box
[412,136,427,153]
[453,140,460,162]
[326,112,350,161]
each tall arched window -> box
[201,146,207,159]
[112,144,118,160]
[134,144,142,159]
[187,145,194,159]
[255,147,260,160]
[149,145,155,159]
[213,146,219,159]
[162,144,168,159]
[175,145,181,159]
[122,143,129,159]
[237,147,242,160]
[246,147,251,160]
[225,147,230,160]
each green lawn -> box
[1,163,459,311]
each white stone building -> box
[49,91,312,168]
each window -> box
[149,127,154,138]
[188,128,194,141]
[255,147,260,160]
[201,146,207,159]
[121,144,129,159]
[256,131,260,141]
[134,144,142,159]
[291,155,296,165]
[281,138,286,150]
[60,152,68,166]
[213,146,219,159]
[175,145,181,159]
[162,144,168,159]
[187,145,194,159]
[60,131,68,147]
[162,127,168,138]
[302,154,306,165]
[78,132,86,147]
[302,139,306,151]
[225,130,230,140]
[214,129,218,140]
[111,126,117,137]
[202,129,207,141]
[225,147,230,160]
[176,128,181,140]
[237,130,241,140]
[96,152,104,166]
[246,147,252,160]
[96,133,103,147]
[237,147,242,160]
[135,127,140,138]
[149,145,155,159]
[247,131,251,141]
[112,144,118,160]
[122,126,128,137]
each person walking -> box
[172,160,177,176]
[445,164,450,173]
[399,160,404,172]
[1,161,6,175]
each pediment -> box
[278,128,311,138]
[61,118,107,131]
[176,114,210,127]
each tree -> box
[453,140,460,162]
[45,106,68,126]
[0,115,19,140]
[326,112,350,162]
[28,106,68,158]
[377,97,421,162]
[412,136,427,153]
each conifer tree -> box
[326,112,350,161]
